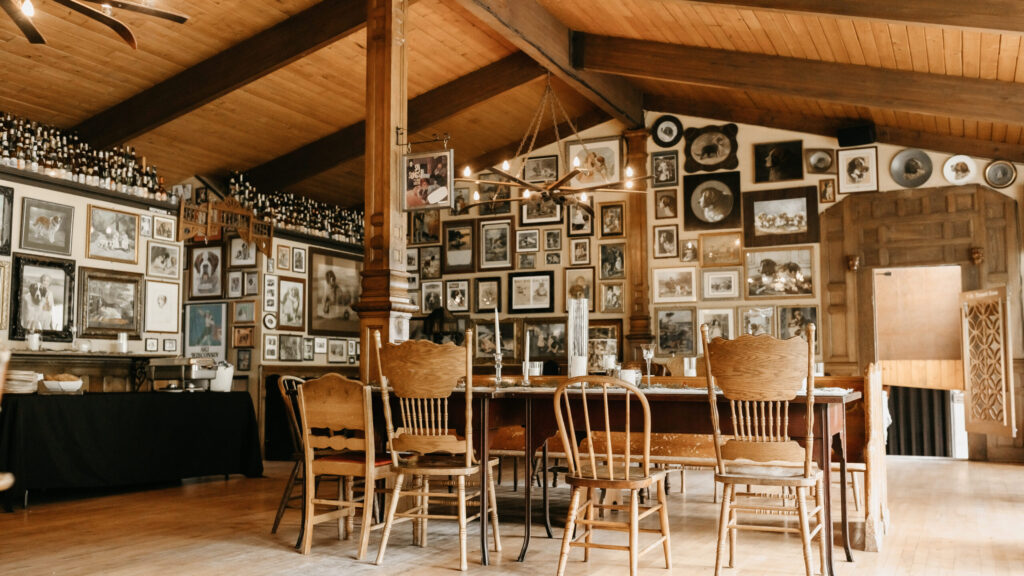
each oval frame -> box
[889,148,933,188]
[650,115,683,148]
[984,160,1017,189]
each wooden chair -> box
[700,324,826,576]
[296,373,391,558]
[373,330,501,571]
[271,376,306,546]
[553,375,671,576]
[0,350,11,493]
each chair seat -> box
[393,453,499,475]
[320,452,392,466]
[717,463,822,487]
[568,464,667,489]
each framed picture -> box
[0,260,10,329]
[984,159,1017,189]
[653,225,678,259]
[588,318,622,361]
[442,221,475,274]
[702,268,740,300]
[189,244,224,299]
[524,154,559,183]
[20,198,74,255]
[244,271,259,296]
[421,281,443,315]
[819,178,837,204]
[409,210,441,245]
[546,253,561,265]
[452,186,471,216]
[654,188,678,220]
[599,202,625,238]
[314,337,328,354]
[478,218,514,270]
[266,257,275,274]
[700,231,742,267]
[525,319,567,361]
[743,186,819,248]
[420,245,441,279]
[744,246,815,298]
[683,172,741,231]
[292,247,307,274]
[308,248,362,335]
[683,123,739,173]
[10,253,75,341]
[327,338,348,363]
[276,244,291,271]
[445,279,470,312]
[263,313,278,330]
[278,277,306,331]
[153,216,176,242]
[348,340,358,362]
[232,326,255,348]
[778,305,820,354]
[0,186,12,255]
[805,148,836,174]
[478,172,511,216]
[474,277,501,313]
[600,282,624,313]
[185,302,227,362]
[264,334,278,361]
[508,271,554,314]
[403,149,453,211]
[753,140,803,183]
[544,229,562,251]
[226,270,243,298]
[565,137,622,188]
[698,308,735,340]
[232,300,256,325]
[406,247,419,272]
[408,273,420,291]
[140,215,153,239]
[517,253,536,269]
[146,241,181,280]
[279,334,303,361]
[651,151,678,188]
[516,229,540,253]
[564,267,595,312]
[655,307,696,357]
[145,280,179,333]
[680,238,699,263]
[473,319,519,364]
[739,306,776,337]
[303,338,314,361]
[163,339,178,352]
[236,349,252,371]
[652,267,697,303]
[570,238,590,265]
[837,147,878,193]
[78,267,143,339]
[86,205,138,264]
[521,198,562,225]
[228,238,257,268]
[145,337,158,352]
[566,201,594,237]
[598,242,626,280]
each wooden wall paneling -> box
[623,128,651,360]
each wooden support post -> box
[623,129,652,360]
[358,0,416,382]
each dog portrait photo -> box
[278,277,306,331]
[87,205,139,264]
[837,147,878,193]
[20,198,74,255]
[147,241,181,280]
[753,140,803,183]
[229,237,256,267]
[189,244,224,299]
[744,247,815,298]
[79,268,143,338]
[145,280,179,333]
[309,249,362,335]
[11,255,74,340]
[153,216,176,242]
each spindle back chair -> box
[271,376,305,542]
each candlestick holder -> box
[493,351,503,386]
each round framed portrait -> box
[889,148,932,188]
[689,180,734,224]
[984,160,1017,189]
[650,115,683,148]
[263,313,278,330]
[942,155,977,185]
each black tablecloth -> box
[0,392,263,508]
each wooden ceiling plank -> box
[575,33,1024,126]
[1013,38,1024,82]
[853,19,882,68]
[452,0,642,128]
[944,28,964,76]
[924,26,947,74]
[818,16,852,63]
[736,9,777,55]
[73,0,370,148]
[872,21,898,69]
[996,35,1021,82]
[836,18,867,66]
[978,32,1002,79]
[963,30,982,78]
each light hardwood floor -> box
[0,457,1022,575]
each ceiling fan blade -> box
[77,0,188,23]
[52,0,137,48]
[0,0,46,43]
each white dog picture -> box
[87,205,139,264]
[20,198,74,255]
[190,245,223,299]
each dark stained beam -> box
[247,51,546,192]
[645,94,1024,163]
[452,0,642,128]
[74,0,369,148]
[683,0,1024,35]
[575,33,1024,127]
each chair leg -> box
[679,468,686,495]
[488,466,502,552]
[583,487,593,562]
[556,486,583,576]
[852,470,863,512]
[816,477,828,576]
[657,478,672,569]
[796,486,815,576]
[338,477,347,540]
[420,476,430,548]
[272,459,300,534]
[343,476,355,540]
[374,473,405,566]
[513,456,519,492]
[356,473,375,560]
[714,483,733,576]
[728,488,736,568]
[300,466,316,555]
[628,489,639,576]
[497,457,503,485]
[457,475,468,572]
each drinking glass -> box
[640,343,655,388]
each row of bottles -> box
[0,111,177,204]
[229,172,364,245]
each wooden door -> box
[961,287,1017,438]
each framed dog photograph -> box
[478,218,514,270]
[546,253,561,265]
[683,123,739,173]
[654,188,678,220]
[276,244,291,271]
[403,149,453,211]
[278,334,303,361]
[308,248,362,336]
[408,210,441,245]
[185,302,227,362]
[566,137,621,188]
[600,282,624,313]
[599,242,626,280]
[445,279,470,312]
[564,267,595,312]
[739,306,775,337]
[508,271,554,314]
[20,197,74,255]
[442,221,475,274]
[682,172,741,231]
[419,245,441,279]
[524,318,567,361]
[566,198,594,237]
[303,338,314,361]
[477,172,512,216]
[327,338,347,363]
[837,147,878,193]
[544,229,562,251]
[570,238,590,265]
[651,150,678,188]
[0,185,12,255]
[147,241,181,280]
[78,267,143,339]
[292,247,307,274]
[314,337,328,354]
[698,308,735,340]
[145,280,179,333]
[153,216,176,242]
[655,307,696,357]
[524,154,558,183]
[232,300,256,325]
[753,140,803,183]
[474,276,501,313]
[517,253,536,269]
[10,253,75,341]
[805,148,836,175]
[421,281,443,315]
[599,202,625,238]
[652,267,697,303]
[232,326,255,348]
[653,225,678,259]
[778,305,820,354]
[87,205,138,264]
[702,268,740,300]
[521,198,562,225]
[473,319,519,364]
[681,238,699,263]
[451,186,471,216]
[700,231,742,267]
[744,247,815,298]
[140,215,152,239]
[743,186,819,248]
[228,237,256,268]
[516,229,540,253]
[278,277,306,331]
[226,270,243,298]
[236,348,252,371]
[189,244,224,299]
[244,271,259,296]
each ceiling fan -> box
[0,0,187,49]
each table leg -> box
[479,397,490,566]
[517,398,533,562]
[834,420,854,562]
[542,440,553,538]
[819,406,836,576]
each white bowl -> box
[43,379,83,392]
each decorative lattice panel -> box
[961,287,1016,437]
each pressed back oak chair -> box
[271,376,306,547]
[700,324,826,576]
[373,330,501,571]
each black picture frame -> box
[682,171,741,231]
[78,267,144,339]
[743,186,819,248]
[10,252,76,342]
[307,248,362,336]
[473,276,501,313]
[507,270,555,314]
[478,172,512,216]
[20,197,74,255]
[566,200,594,238]
[0,185,12,256]
[683,123,739,173]
[524,154,559,183]
[651,115,683,148]
[753,140,804,183]
[188,243,225,300]
[442,221,475,274]
[651,151,679,188]
[524,318,567,361]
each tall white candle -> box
[524,330,530,367]
[494,309,501,351]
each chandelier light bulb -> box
[463,166,472,177]
[523,190,531,199]
[21,0,34,17]
[625,166,634,178]
[625,180,634,189]
[573,156,581,169]
[473,190,480,201]
[580,192,588,202]
[501,159,510,171]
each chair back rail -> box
[296,373,375,475]
[278,376,305,456]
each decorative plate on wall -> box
[984,160,1017,189]
[942,155,977,185]
[889,148,933,188]
[650,115,683,148]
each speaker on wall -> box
[837,123,876,148]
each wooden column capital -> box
[623,128,653,359]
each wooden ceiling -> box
[2,0,1023,208]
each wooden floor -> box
[1,457,1022,575]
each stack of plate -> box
[4,371,40,394]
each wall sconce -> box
[970,247,984,266]
[846,255,860,272]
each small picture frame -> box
[406,247,419,272]
[778,305,820,354]
[421,281,443,315]
[478,218,514,270]
[474,277,501,313]
[653,225,678,259]
[473,319,519,364]
[521,198,562,225]
[753,140,803,183]
[232,326,255,348]
[419,245,441,279]
[805,148,836,174]
[652,267,697,303]
[229,238,257,268]
[408,210,441,245]
[145,338,158,352]
[837,147,879,193]
[565,137,622,188]
[140,215,152,239]
[508,271,555,314]
[232,300,256,325]
[403,149,453,211]
[564,267,595,312]
[683,172,741,231]
[698,308,735,340]
[598,242,626,280]
[655,307,696,357]
[314,337,328,354]
[819,178,837,204]
[700,231,742,267]
[443,221,475,274]
[651,151,679,188]
[517,253,536,270]
[236,349,252,371]
[292,247,307,274]
[277,277,306,331]
[680,238,699,263]
[328,338,348,363]
[544,229,562,251]
[278,334,303,361]
[264,334,279,361]
[546,253,561,265]
[263,274,278,312]
[683,123,738,173]
[87,205,139,264]
[20,198,74,255]
[566,200,594,237]
[78,267,144,339]
[276,244,291,271]
[408,273,420,291]
[739,306,776,337]
[600,282,624,313]
[189,244,224,299]
[599,202,625,238]
[153,216,176,242]
[303,338,315,361]
[524,154,559,183]
[244,271,259,296]
[451,186,471,216]
[654,188,678,220]
[524,319,568,361]
[477,172,511,216]
[163,338,178,352]
[570,238,590,265]
[226,270,244,299]
[743,186,819,248]
[702,268,740,299]
[445,279,470,312]
[516,229,540,253]
[147,241,181,280]
[145,280,179,333]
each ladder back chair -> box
[700,323,826,576]
[296,373,391,558]
[552,375,671,576]
[272,376,306,546]
[373,329,501,572]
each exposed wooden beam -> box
[246,51,546,192]
[645,94,1024,163]
[452,0,642,128]
[681,1,1024,35]
[74,0,369,148]
[576,33,1024,127]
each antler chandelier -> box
[1,0,187,48]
